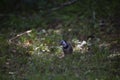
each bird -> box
[60,40,73,55]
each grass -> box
[0,12,120,80]
[1,28,118,80]
[24,50,114,80]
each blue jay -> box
[60,40,73,55]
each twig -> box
[9,30,32,43]
[50,0,78,11]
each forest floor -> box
[0,13,120,80]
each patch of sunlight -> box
[72,37,108,53]
[72,39,88,53]
[108,53,120,58]
[29,28,63,57]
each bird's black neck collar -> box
[63,44,69,49]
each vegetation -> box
[0,0,120,80]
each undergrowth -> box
[0,27,119,80]
[0,5,120,80]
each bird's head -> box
[60,40,68,48]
